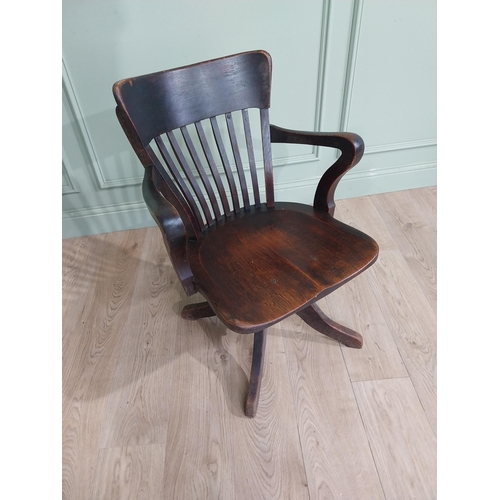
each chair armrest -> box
[270,124,365,215]
[142,166,195,295]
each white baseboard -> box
[62,163,437,238]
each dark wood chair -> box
[113,50,378,417]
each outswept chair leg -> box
[181,301,216,321]
[296,303,363,349]
[245,330,267,418]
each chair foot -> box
[181,301,216,321]
[296,303,363,349]
[245,330,267,418]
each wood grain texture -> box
[297,302,364,348]
[187,203,378,333]
[99,354,172,449]
[63,230,146,500]
[63,355,121,500]
[280,314,386,500]
[62,234,109,341]
[161,321,309,499]
[332,198,408,382]
[270,125,365,215]
[335,195,437,433]
[372,189,437,312]
[226,326,309,500]
[241,108,260,207]
[405,186,437,231]
[103,227,183,359]
[245,330,267,417]
[368,245,437,428]
[62,188,436,499]
[324,274,408,382]
[353,378,437,499]
[114,51,378,357]
[113,50,272,144]
[159,316,236,500]
[90,444,165,500]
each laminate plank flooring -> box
[89,444,166,500]
[353,378,437,499]
[62,187,437,499]
[63,230,147,499]
[280,314,386,500]
[329,197,409,382]
[371,190,437,312]
[335,192,437,433]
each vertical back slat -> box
[260,108,275,207]
[166,130,214,226]
[225,112,250,210]
[195,121,232,217]
[154,135,206,230]
[150,107,275,230]
[146,143,202,238]
[210,116,241,213]
[241,109,261,208]
[181,126,222,222]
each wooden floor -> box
[62,187,436,500]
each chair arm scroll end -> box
[270,125,364,216]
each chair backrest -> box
[113,50,274,239]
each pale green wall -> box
[62,0,436,238]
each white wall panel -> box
[346,0,437,146]
[62,0,436,238]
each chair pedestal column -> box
[245,330,267,418]
[181,300,362,417]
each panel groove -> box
[63,1,436,239]
[314,0,332,132]
[62,59,109,190]
[365,138,437,155]
[338,0,365,132]
[62,151,80,195]
[63,34,329,192]
[62,162,437,238]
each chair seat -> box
[187,202,378,333]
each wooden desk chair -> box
[113,50,378,417]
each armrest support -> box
[142,166,195,295]
[270,124,365,215]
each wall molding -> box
[63,160,436,238]
[275,160,436,192]
[62,4,334,193]
[62,0,436,239]
[63,200,147,219]
[339,0,364,132]
[95,173,143,189]
[62,59,111,190]
[62,151,79,195]
[344,160,436,180]
[336,161,437,199]
[335,1,436,158]
[314,0,332,133]
[365,138,437,155]
[62,202,155,239]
